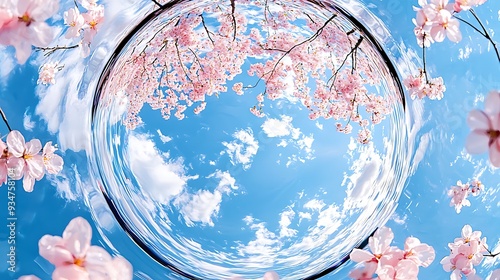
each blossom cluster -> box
[108,2,394,144]
[447,179,483,213]
[0,0,59,64]
[466,90,500,167]
[349,227,435,280]
[440,225,490,280]
[412,0,487,47]
[18,217,132,280]
[0,130,63,192]
[403,68,446,100]
[63,0,104,57]
[38,62,62,85]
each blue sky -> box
[1,0,500,279]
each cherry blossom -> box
[430,9,462,42]
[448,180,472,213]
[64,7,85,39]
[403,70,446,100]
[263,271,280,280]
[0,137,8,184]
[103,2,394,143]
[349,227,434,279]
[42,141,64,174]
[6,130,45,192]
[465,90,500,166]
[39,217,133,280]
[441,225,491,280]
[0,0,59,64]
[0,130,64,192]
[38,62,60,85]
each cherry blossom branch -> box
[469,9,500,63]
[453,10,500,63]
[0,107,12,132]
[422,38,428,82]
[200,15,215,45]
[35,45,79,57]
[150,0,164,9]
[230,0,237,41]
[245,13,338,89]
[483,245,500,258]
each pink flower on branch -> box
[465,90,500,166]
[39,217,133,280]
[0,130,64,192]
[349,227,434,279]
[0,0,59,64]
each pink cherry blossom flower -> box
[6,130,44,192]
[377,259,419,280]
[349,262,377,280]
[263,271,279,280]
[403,237,435,267]
[0,137,9,185]
[39,217,133,280]
[430,9,462,43]
[454,0,488,12]
[0,0,59,64]
[447,180,471,213]
[465,90,500,166]
[469,179,483,196]
[350,227,396,266]
[82,5,104,42]
[38,62,59,85]
[42,141,64,174]
[64,7,85,39]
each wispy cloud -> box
[157,129,172,143]
[222,128,259,170]
[175,170,239,227]
[23,110,36,131]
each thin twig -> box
[35,45,79,57]
[470,8,500,63]
[151,0,164,8]
[0,107,12,132]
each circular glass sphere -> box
[90,0,410,278]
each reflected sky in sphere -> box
[0,0,500,279]
[91,0,412,278]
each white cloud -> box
[279,207,297,238]
[304,199,326,212]
[0,47,15,85]
[208,170,238,194]
[222,128,259,170]
[261,115,315,166]
[127,133,195,204]
[261,115,294,137]
[175,170,238,227]
[298,212,312,224]
[23,110,35,131]
[157,129,172,143]
[175,189,223,227]
[315,122,323,130]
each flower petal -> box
[6,157,24,180]
[467,110,490,130]
[62,217,92,259]
[350,248,374,263]
[484,91,500,115]
[25,139,42,155]
[52,264,90,280]
[489,143,500,167]
[7,130,26,157]
[465,131,489,154]
[39,235,74,266]
[22,174,35,192]
[26,154,45,179]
